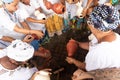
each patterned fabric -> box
[88,68,120,80]
[88,4,120,31]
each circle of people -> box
[0,0,120,80]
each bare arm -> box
[85,0,93,8]
[66,57,86,70]
[69,39,89,50]
[1,36,15,42]
[82,0,93,17]
[14,24,44,39]
[77,42,89,50]
[20,21,31,30]
[26,17,46,24]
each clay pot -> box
[52,3,65,14]
[44,0,65,14]
[66,39,78,57]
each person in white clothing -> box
[0,0,44,48]
[66,4,120,80]
[18,0,46,33]
[37,0,65,37]
[0,40,38,80]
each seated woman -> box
[66,4,120,80]
[0,40,38,80]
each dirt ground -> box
[30,25,120,80]
[30,24,90,80]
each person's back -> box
[86,33,120,71]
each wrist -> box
[72,59,76,64]
[28,30,32,34]
[85,6,89,9]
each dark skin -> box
[0,56,28,71]
[0,56,21,70]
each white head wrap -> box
[7,40,34,62]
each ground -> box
[30,24,90,80]
[30,25,120,80]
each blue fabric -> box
[30,40,39,50]
[2,0,13,3]
[30,30,49,50]
[88,4,120,31]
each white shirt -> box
[0,7,26,48]
[85,33,120,71]
[17,1,46,33]
[0,8,25,39]
[0,49,38,80]
[65,1,78,19]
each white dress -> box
[85,33,120,71]
[0,8,25,48]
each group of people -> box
[0,0,61,79]
[0,0,120,80]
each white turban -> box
[7,40,34,62]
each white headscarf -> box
[7,40,34,61]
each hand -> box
[38,47,51,58]
[31,30,44,39]
[23,35,34,43]
[72,69,94,80]
[66,57,76,64]
[39,19,47,24]
[82,8,88,17]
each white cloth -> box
[0,49,38,80]
[85,33,120,71]
[17,1,46,33]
